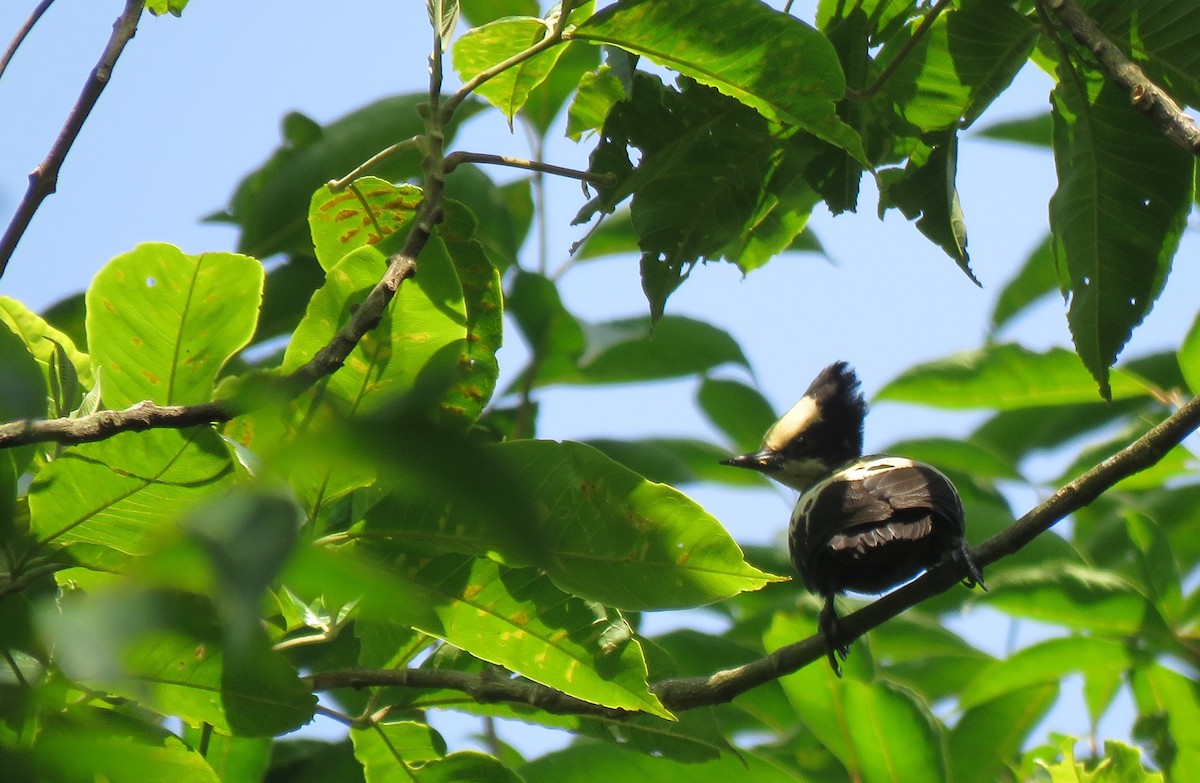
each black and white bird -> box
[722,362,985,674]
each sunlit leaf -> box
[308,178,422,271]
[1129,664,1200,780]
[573,0,864,159]
[29,428,234,563]
[351,720,445,780]
[453,15,569,123]
[86,244,263,407]
[395,554,669,716]
[879,0,1035,131]
[876,344,1151,409]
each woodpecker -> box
[722,362,985,674]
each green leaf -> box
[1050,66,1193,398]
[585,437,765,487]
[308,178,423,272]
[460,0,538,27]
[877,131,976,281]
[974,111,1053,147]
[522,741,801,783]
[876,344,1151,409]
[444,166,528,270]
[1129,664,1200,780]
[146,0,189,16]
[361,440,780,609]
[0,295,93,392]
[958,637,1130,710]
[85,243,264,407]
[1179,308,1200,394]
[29,428,235,563]
[0,318,46,423]
[41,590,314,736]
[428,0,460,41]
[696,377,776,453]
[221,94,480,259]
[351,720,445,781]
[573,0,863,160]
[35,719,220,782]
[882,437,1021,481]
[253,255,326,347]
[880,0,1036,131]
[766,614,944,782]
[989,235,1059,334]
[519,32,601,136]
[567,65,626,140]
[179,730,271,783]
[437,209,504,427]
[452,15,570,123]
[870,616,994,703]
[949,684,1059,783]
[281,242,467,409]
[1124,513,1184,627]
[413,751,524,783]
[1083,0,1200,109]
[506,270,585,390]
[972,397,1149,462]
[396,554,668,716]
[982,563,1152,635]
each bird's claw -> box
[818,600,848,677]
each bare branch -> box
[308,392,1200,716]
[0,0,56,80]
[1039,0,1200,155]
[327,136,424,192]
[0,0,145,279]
[445,150,615,186]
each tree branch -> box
[1039,0,1200,155]
[0,0,56,80]
[0,0,145,280]
[0,256,418,450]
[308,391,1200,716]
[445,150,615,187]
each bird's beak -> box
[720,449,782,472]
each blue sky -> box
[4,0,1197,757]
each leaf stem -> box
[327,136,424,192]
[845,0,952,101]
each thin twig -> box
[1038,0,1200,155]
[846,0,953,101]
[307,391,1200,716]
[0,0,145,280]
[327,136,424,192]
[0,0,56,80]
[445,150,615,187]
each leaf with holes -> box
[86,243,263,408]
[1050,67,1192,398]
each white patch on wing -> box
[763,396,821,451]
[833,456,917,481]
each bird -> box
[721,361,985,674]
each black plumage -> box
[722,363,985,674]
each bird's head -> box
[721,361,867,491]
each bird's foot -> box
[955,542,987,591]
[818,600,849,677]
